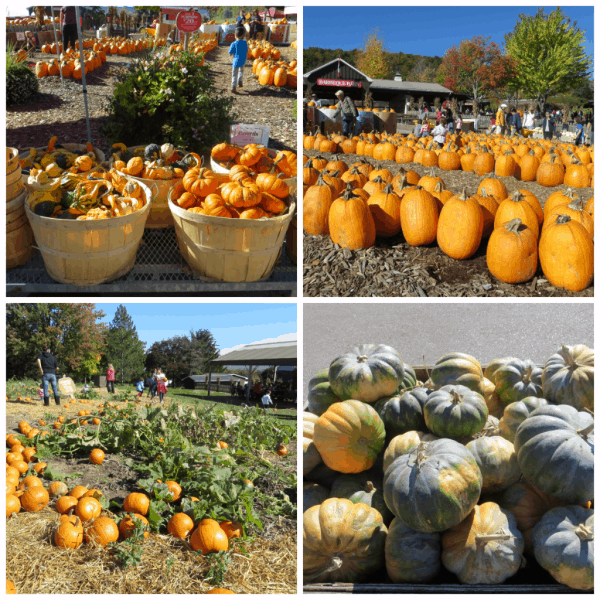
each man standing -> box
[36,346,60,407]
[542,111,555,140]
[333,90,358,138]
[61,6,78,51]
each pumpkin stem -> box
[357,355,368,363]
[577,422,594,438]
[504,218,524,234]
[522,365,532,384]
[554,214,572,225]
[450,390,462,405]
[475,533,512,545]
[307,554,344,582]
[365,481,375,493]
[573,524,594,541]
[561,345,576,367]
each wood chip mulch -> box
[303,149,594,298]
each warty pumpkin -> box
[303,498,387,583]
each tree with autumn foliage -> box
[355,28,395,80]
[504,7,592,112]
[438,36,515,112]
[6,303,107,380]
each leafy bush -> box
[7,63,39,106]
[102,50,235,152]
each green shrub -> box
[101,51,235,152]
[7,63,39,106]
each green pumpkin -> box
[383,438,482,533]
[329,344,405,403]
[303,437,322,476]
[55,154,68,170]
[430,352,485,394]
[398,365,418,392]
[423,384,488,439]
[483,356,519,385]
[330,473,392,524]
[307,369,341,416]
[382,430,438,474]
[466,435,521,493]
[494,358,543,406]
[532,506,594,590]
[303,482,330,513]
[514,404,593,504]
[374,387,431,439]
[385,517,441,583]
[33,200,56,217]
[541,344,594,411]
[498,397,548,443]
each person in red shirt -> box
[106,364,116,394]
[61,6,78,51]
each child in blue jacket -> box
[228,27,248,93]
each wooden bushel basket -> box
[168,187,296,282]
[24,179,155,286]
[6,188,35,269]
[7,147,24,201]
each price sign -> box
[176,11,202,32]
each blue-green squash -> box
[373,387,431,438]
[494,358,543,406]
[498,396,548,443]
[513,404,593,504]
[385,517,441,583]
[328,344,405,403]
[307,369,341,416]
[330,473,392,524]
[383,438,482,533]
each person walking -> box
[106,364,116,394]
[144,374,155,400]
[36,346,61,407]
[542,111,555,140]
[155,370,168,403]
[228,26,248,94]
[261,388,274,410]
[333,90,358,138]
[60,6,78,51]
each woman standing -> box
[106,364,116,394]
[60,6,78,51]
[249,10,263,40]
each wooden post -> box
[207,365,212,397]
[216,376,221,393]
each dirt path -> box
[7,41,297,152]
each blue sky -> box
[304,6,594,60]
[95,304,297,354]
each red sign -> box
[317,79,362,88]
[176,11,202,32]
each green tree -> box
[504,7,593,112]
[6,304,106,380]
[188,329,223,375]
[355,28,394,79]
[104,305,146,385]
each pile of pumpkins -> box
[35,46,106,79]
[302,155,594,292]
[168,35,218,60]
[303,343,594,590]
[303,130,594,189]
[6,437,237,593]
[253,55,297,88]
[169,141,296,220]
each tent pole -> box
[51,7,64,87]
[74,7,92,144]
